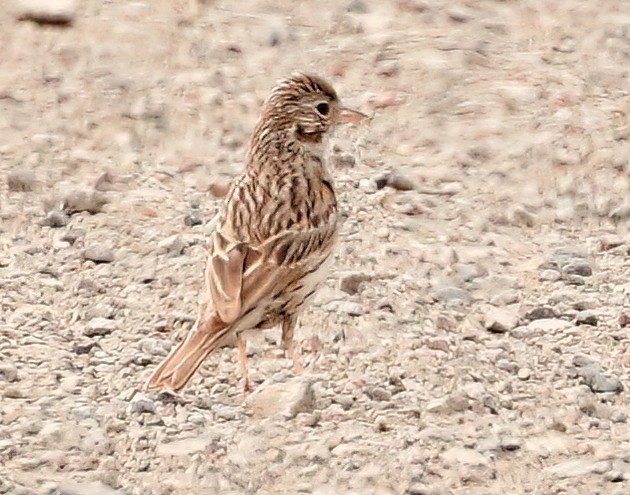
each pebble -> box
[575,310,598,326]
[0,362,19,382]
[609,204,630,221]
[387,169,418,191]
[84,317,117,337]
[156,434,217,457]
[83,245,115,263]
[57,482,124,495]
[358,178,378,194]
[7,170,36,191]
[331,153,356,168]
[436,287,471,303]
[245,377,315,419]
[157,235,185,255]
[184,212,203,226]
[484,307,518,333]
[539,269,561,281]
[511,205,536,227]
[62,189,108,214]
[129,393,156,414]
[365,386,392,402]
[339,272,370,295]
[324,300,364,316]
[41,209,70,228]
[545,458,595,478]
[563,261,593,277]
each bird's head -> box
[261,72,367,145]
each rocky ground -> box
[1,0,629,494]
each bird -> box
[145,72,367,393]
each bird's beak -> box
[336,106,369,125]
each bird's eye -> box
[316,102,330,116]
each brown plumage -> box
[146,72,366,392]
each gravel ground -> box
[1,1,629,494]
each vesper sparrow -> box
[146,72,366,392]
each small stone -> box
[331,153,356,169]
[347,0,368,13]
[500,437,522,451]
[83,245,114,263]
[15,0,77,25]
[540,269,561,282]
[245,377,315,419]
[586,372,623,394]
[442,447,488,466]
[156,435,217,457]
[563,261,593,277]
[358,178,378,194]
[62,189,108,214]
[41,209,70,228]
[436,287,471,303]
[214,405,241,421]
[7,170,36,191]
[610,205,630,221]
[511,205,536,227]
[575,310,598,326]
[517,368,531,381]
[490,290,519,306]
[84,317,116,337]
[387,169,417,191]
[157,235,185,255]
[129,393,156,414]
[484,307,518,333]
[57,482,123,495]
[603,471,624,482]
[524,306,558,321]
[365,386,392,402]
[553,38,577,53]
[72,341,98,354]
[184,212,203,226]
[339,272,369,295]
[545,459,595,478]
[0,363,19,382]
[324,300,363,316]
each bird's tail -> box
[145,316,230,392]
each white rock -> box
[245,377,315,419]
[57,482,123,495]
[483,306,518,333]
[441,447,489,466]
[544,458,596,478]
[14,0,78,24]
[156,434,217,457]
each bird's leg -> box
[282,317,304,375]
[237,334,252,393]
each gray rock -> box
[7,170,36,191]
[365,386,392,401]
[63,189,108,214]
[339,272,370,295]
[83,245,115,263]
[575,362,624,394]
[575,310,598,326]
[184,212,203,226]
[436,286,471,303]
[129,393,156,414]
[524,306,557,321]
[245,377,315,419]
[41,209,70,228]
[331,153,356,169]
[84,317,116,337]
[563,261,593,277]
[57,482,123,495]
[0,362,18,382]
[387,169,418,191]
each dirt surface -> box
[1,1,629,494]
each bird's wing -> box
[207,219,336,326]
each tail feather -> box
[145,318,230,392]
